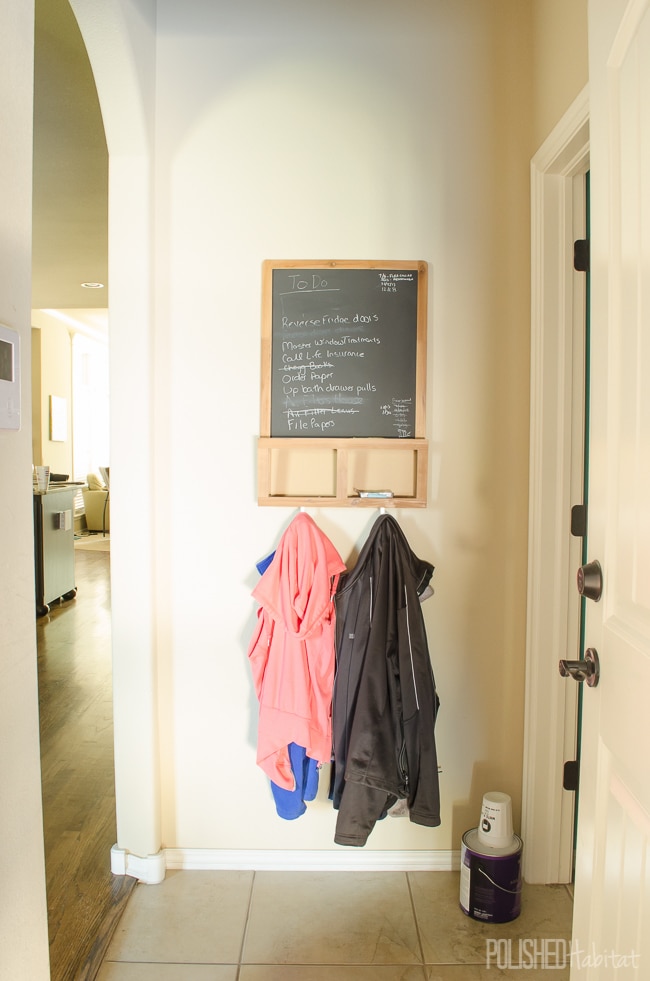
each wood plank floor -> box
[37,545,135,981]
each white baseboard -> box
[111,845,459,880]
[111,844,459,880]
[164,848,460,873]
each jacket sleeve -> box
[334,782,397,846]
[247,607,273,701]
[399,580,441,828]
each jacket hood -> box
[252,512,346,639]
[338,513,434,597]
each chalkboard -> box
[261,261,427,439]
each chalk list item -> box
[265,263,425,438]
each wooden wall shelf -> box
[257,437,428,508]
[257,260,429,509]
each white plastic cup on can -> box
[477,791,514,850]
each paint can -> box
[460,828,523,923]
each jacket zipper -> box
[399,740,409,792]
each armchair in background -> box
[82,473,110,533]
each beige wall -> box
[532,0,589,149]
[86,0,536,858]
[72,0,588,866]
[0,0,51,977]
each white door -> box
[571,0,650,975]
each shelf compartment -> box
[257,437,428,508]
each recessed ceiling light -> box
[81,281,105,289]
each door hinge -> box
[563,760,579,792]
[571,503,587,537]
[574,239,590,272]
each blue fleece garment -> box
[256,551,275,575]
[271,743,320,820]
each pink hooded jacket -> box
[248,513,346,790]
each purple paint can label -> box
[460,829,523,923]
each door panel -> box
[572,0,650,974]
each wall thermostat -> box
[0,323,21,430]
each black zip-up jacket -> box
[330,514,441,846]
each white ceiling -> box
[32,0,108,312]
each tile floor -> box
[97,870,573,980]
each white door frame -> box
[522,86,590,884]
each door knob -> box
[559,647,600,687]
[577,560,603,602]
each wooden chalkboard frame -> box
[258,259,428,507]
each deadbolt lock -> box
[577,560,603,602]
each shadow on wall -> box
[453,761,521,848]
